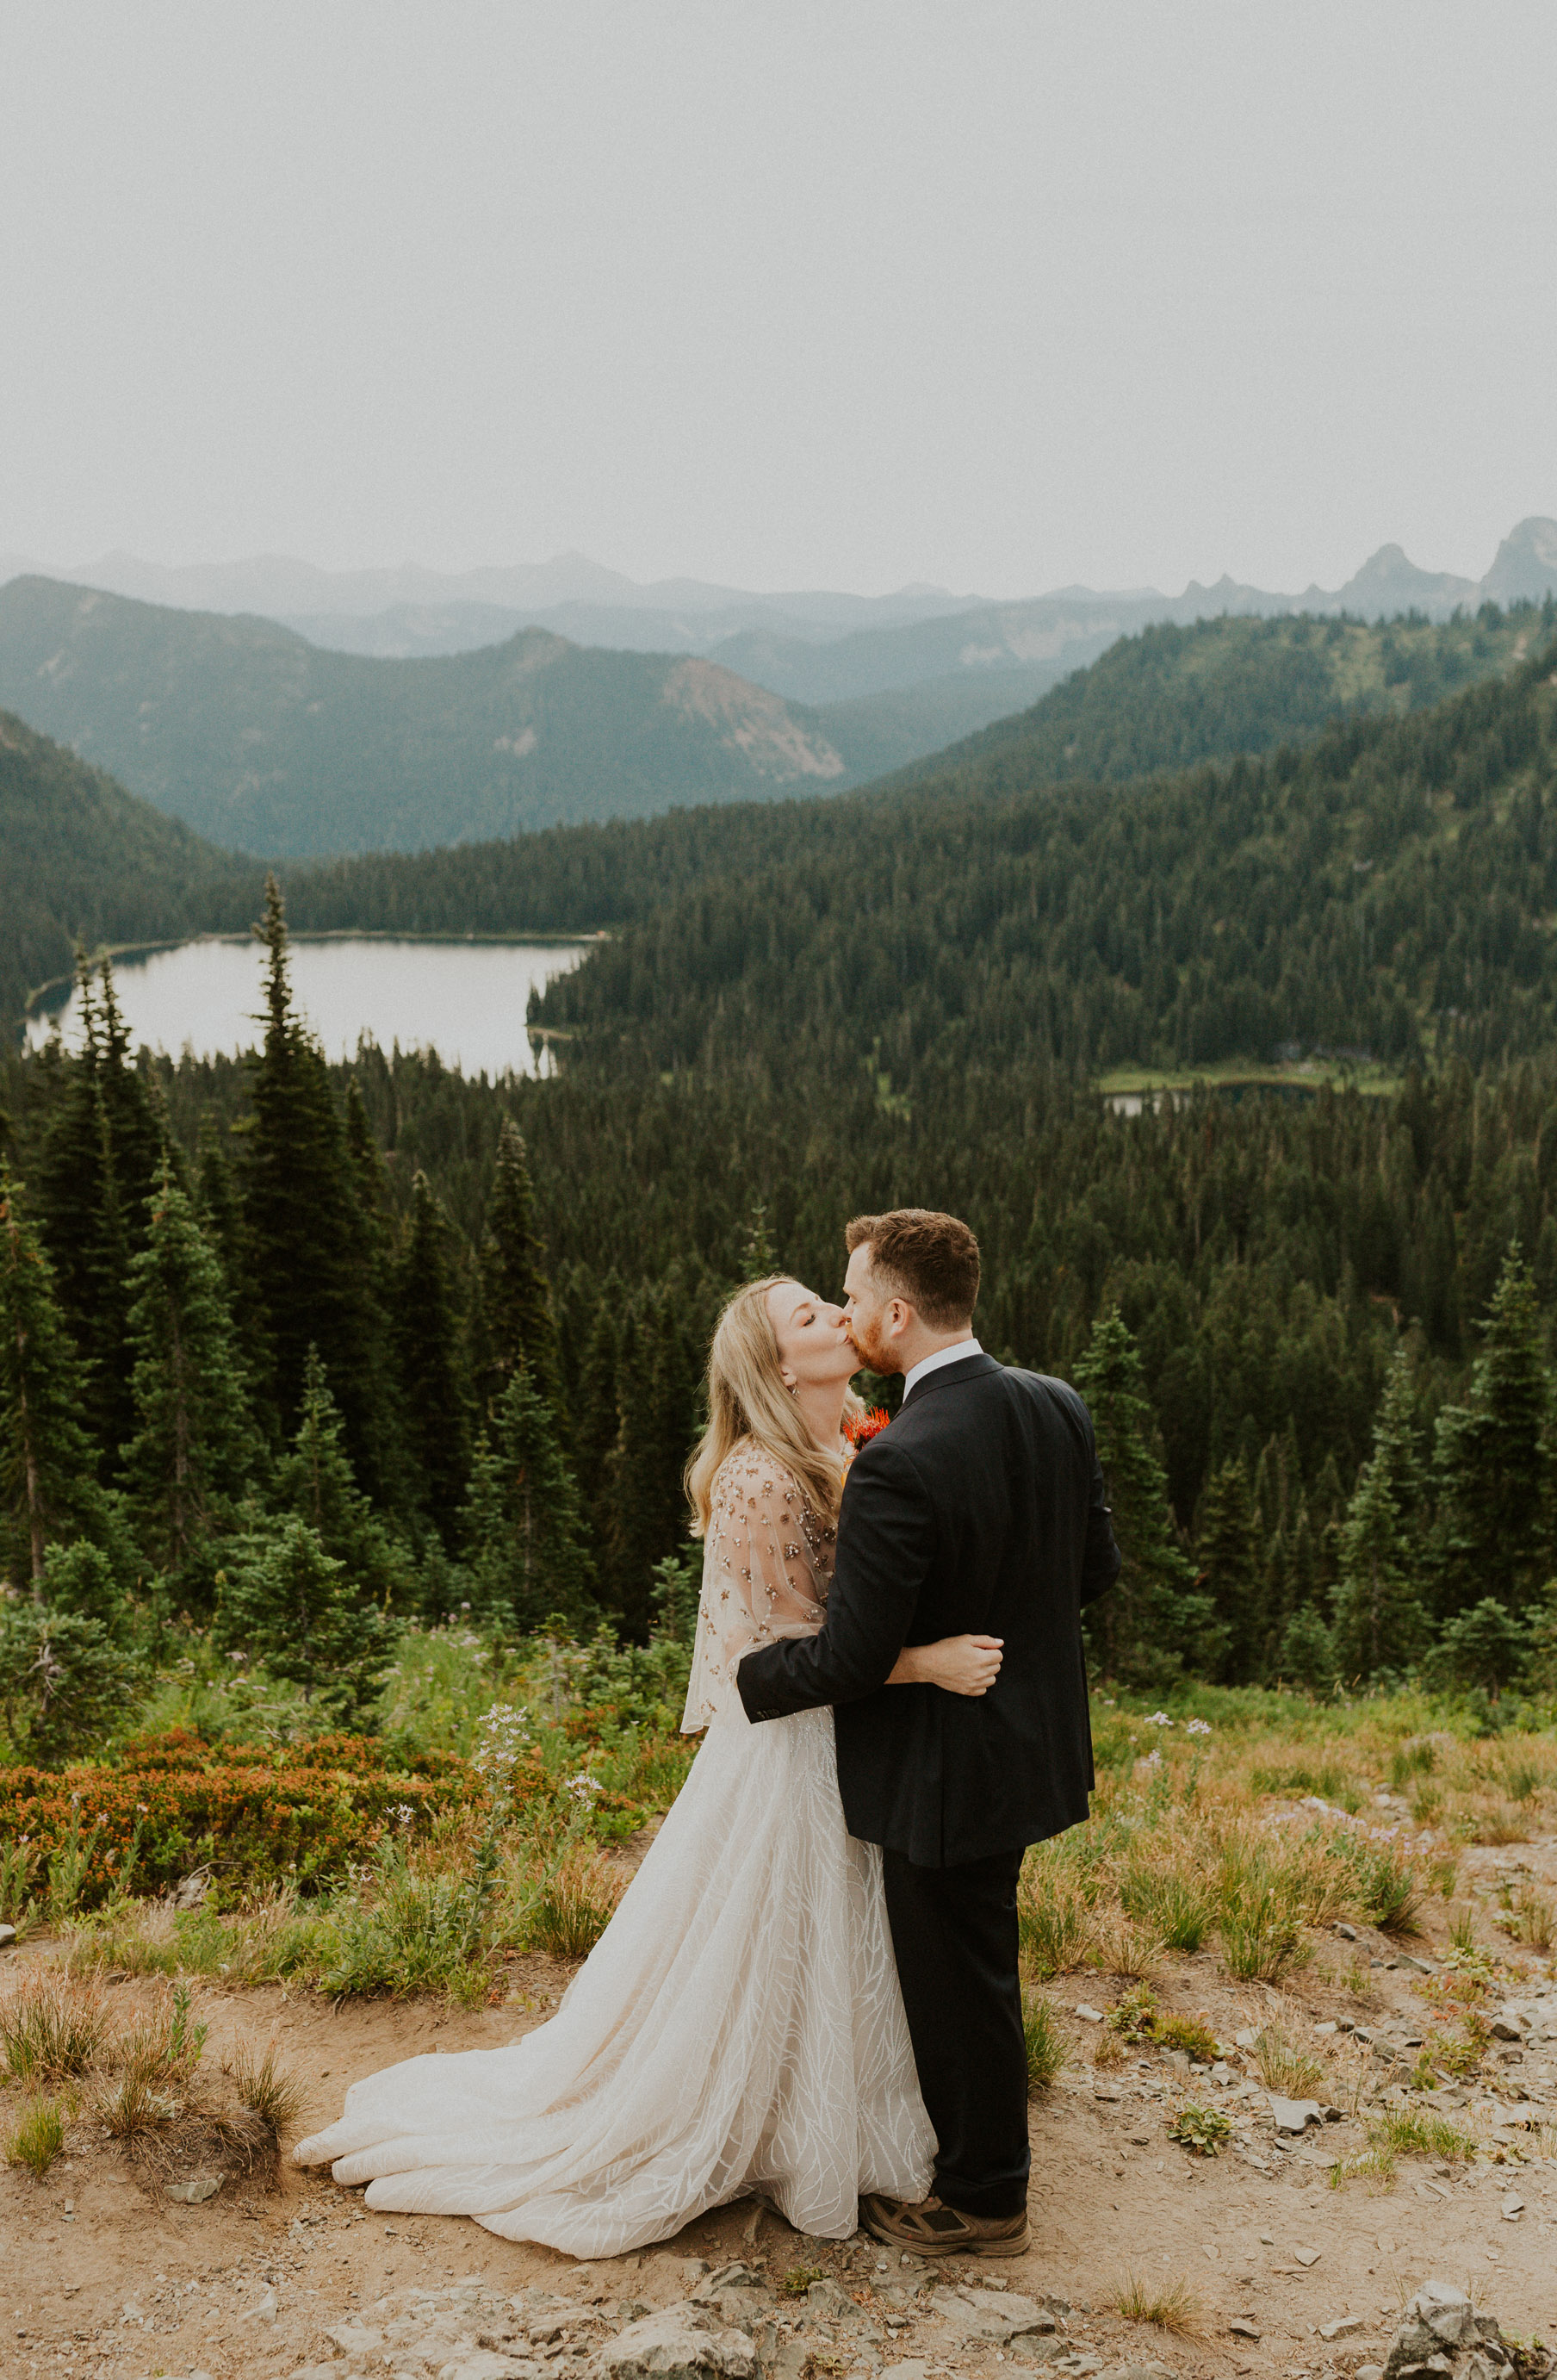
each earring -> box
[785,1380,799,1398]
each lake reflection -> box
[26,935,592,1078]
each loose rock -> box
[597,2306,756,2380]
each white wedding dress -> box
[294,1440,935,2255]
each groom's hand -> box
[888,1634,1004,1696]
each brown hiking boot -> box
[859,2191,1030,2258]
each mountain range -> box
[0,577,917,856]
[9,521,1554,705]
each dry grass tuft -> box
[1087,1911,1162,1980]
[0,1973,115,2082]
[96,1981,208,2141]
[226,2035,306,2137]
[1250,2022,1326,2097]
[524,1842,626,1960]
[1112,2271,1205,2336]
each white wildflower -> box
[1144,1711,1173,1727]
[1184,1718,1212,1737]
[564,1772,603,1806]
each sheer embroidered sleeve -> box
[679,1441,837,1732]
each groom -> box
[737,1208,1120,2257]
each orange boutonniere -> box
[843,1406,890,1455]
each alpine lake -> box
[24,933,593,1076]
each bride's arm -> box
[888,1634,1003,1697]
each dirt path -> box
[2,1838,1554,2380]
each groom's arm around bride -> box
[735,1208,1120,2256]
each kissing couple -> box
[297,1208,1120,2261]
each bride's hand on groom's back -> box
[886,1634,1004,1697]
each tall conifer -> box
[462,1369,594,1632]
[0,1168,102,1589]
[120,1166,255,1581]
[1331,1352,1430,1677]
[392,1170,471,1545]
[1196,1459,1264,1684]
[1433,1244,1552,1616]
[273,1347,409,1606]
[1073,1308,1215,1683]
[241,877,381,1466]
[476,1117,562,1416]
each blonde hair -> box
[686,1276,865,1536]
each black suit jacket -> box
[735,1352,1120,1867]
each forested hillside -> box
[6,626,1557,1738]
[6,911,1557,1712]
[0,577,869,854]
[0,708,245,1026]
[903,603,1549,788]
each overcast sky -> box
[3,3,1554,600]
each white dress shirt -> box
[901,1336,983,1402]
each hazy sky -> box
[3,3,1554,600]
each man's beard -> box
[848,1319,901,1377]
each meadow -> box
[3,1613,1554,2194]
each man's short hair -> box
[846,1208,980,1330]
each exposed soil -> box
[2,1836,1554,2380]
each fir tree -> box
[1433,1244,1552,1616]
[120,1166,255,1581]
[0,1167,102,1590]
[1429,1596,1530,1701]
[392,1170,470,1546]
[1073,1308,1216,1684]
[214,1516,392,1720]
[241,876,381,1465]
[34,956,130,1457]
[1196,1458,1264,1684]
[1331,1352,1430,1678]
[476,1117,563,1417]
[273,1347,410,1606]
[1278,1601,1337,1693]
[462,1369,594,1632]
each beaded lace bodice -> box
[680,1439,838,1731]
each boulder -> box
[1382,2284,1518,2380]
[597,2307,756,2380]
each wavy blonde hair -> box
[686,1275,865,1535]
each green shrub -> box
[5,2097,65,2177]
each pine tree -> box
[338,1077,396,1498]
[214,1516,392,1719]
[1073,1308,1217,1684]
[241,876,381,1465]
[1433,1244,1552,1617]
[1196,1458,1264,1684]
[273,1347,410,1606]
[476,1117,562,1416]
[0,1168,103,1591]
[392,1170,471,1546]
[34,956,130,1458]
[462,1370,594,1632]
[1331,1352,1430,1678]
[120,1166,256,1581]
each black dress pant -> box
[881,1843,1030,2219]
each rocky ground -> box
[1,1838,1554,2380]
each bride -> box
[294,1274,1003,2255]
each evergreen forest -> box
[6,612,1557,1763]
